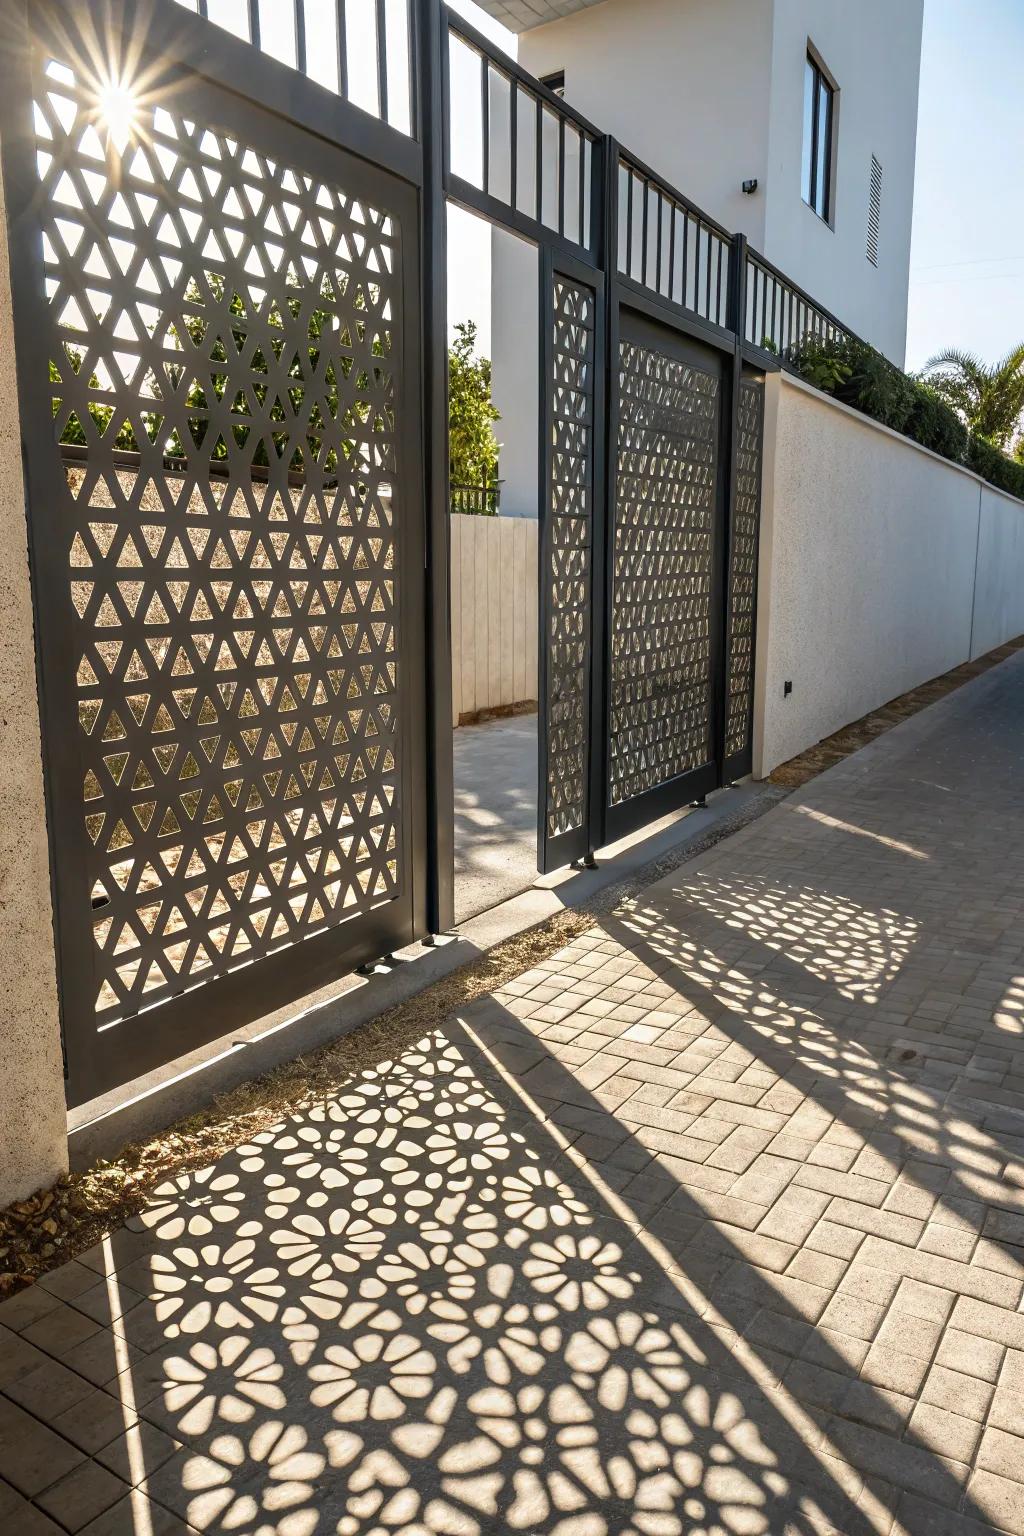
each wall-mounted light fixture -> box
[742,178,759,195]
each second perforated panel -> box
[610,332,720,808]
[540,276,596,866]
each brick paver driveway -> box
[4,654,1024,1535]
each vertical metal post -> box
[536,245,553,870]
[418,0,454,933]
[587,133,617,862]
[720,231,749,782]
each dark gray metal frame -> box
[0,0,433,1103]
[537,249,606,873]
[0,0,783,1105]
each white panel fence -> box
[450,512,539,726]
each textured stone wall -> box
[0,149,68,1204]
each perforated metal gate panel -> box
[7,12,425,1103]
[725,376,764,771]
[608,322,721,832]
[538,271,598,873]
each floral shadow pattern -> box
[114,1024,893,1536]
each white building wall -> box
[517,0,773,251]
[764,0,923,366]
[490,228,539,519]
[752,373,1023,780]
[515,0,922,364]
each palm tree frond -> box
[993,342,1024,379]
[921,347,986,378]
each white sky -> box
[905,0,1024,370]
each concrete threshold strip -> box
[68,780,780,1170]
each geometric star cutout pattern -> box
[611,337,719,807]
[725,377,764,761]
[32,56,405,1024]
[544,278,595,844]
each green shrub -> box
[791,334,917,433]
[906,382,969,463]
[786,330,1024,500]
[837,339,917,433]
[967,434,1024,501]
[448,320,500,500]
[790,336,852,395]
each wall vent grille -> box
[867,155,882,265]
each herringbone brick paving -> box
[2,653,1024,1533]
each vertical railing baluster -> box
[655,191,663,296]
[481,56,490,194]
[684,210,693,308]
[375,0,389,122]
[704,226,712,320]
[337,0,349,99]
[535,95,543,226]
[510,82,519,213]
[295,0,307,76]
[248,0,260,47]
[557,116,565,237]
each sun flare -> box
[97,78,139,150]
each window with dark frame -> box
[801,51,835,222]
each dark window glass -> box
[802,52,835,222]
[801,59,815,204]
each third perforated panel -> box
[539,274,596,871]
[725,376,764,767]
[609,328,720,813]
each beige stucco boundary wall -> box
[754,371,1024,777]
[450,512,538,726]
[0,151,69,1205]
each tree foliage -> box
[918,343,1024,451]
[52,276,382,479]
[448,320,500,494]
[788,331,1024,497]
